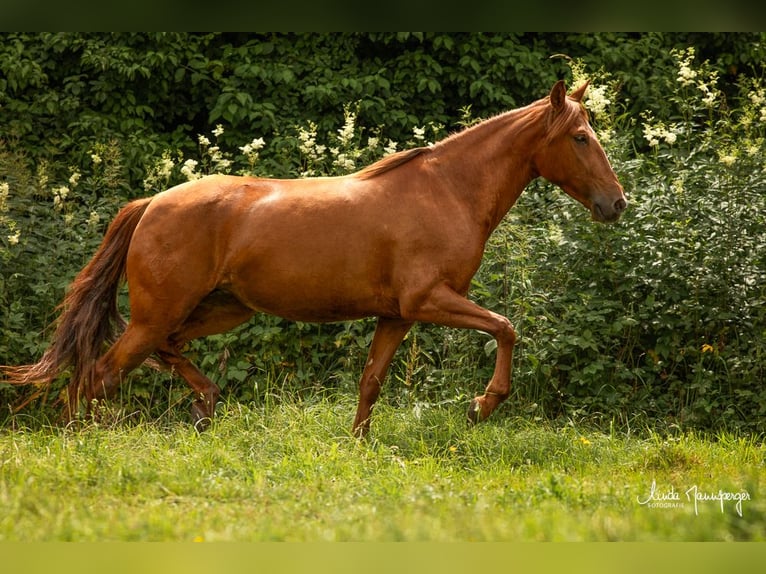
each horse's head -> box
[534,80,627,223]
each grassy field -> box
[1,394,764,542]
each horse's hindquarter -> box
[125,176,254,313]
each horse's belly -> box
[226,257,399,323]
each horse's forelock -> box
[545,96,588,143]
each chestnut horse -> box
[5,80,626,435]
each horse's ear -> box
[570,80,590,102]
[550,80,567,112]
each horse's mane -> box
[355,147,431,180]
[355,92,585,180]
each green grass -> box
[1,394,764,541]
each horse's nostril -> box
[614,197,627,213]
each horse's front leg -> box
[352,317,413,437]
[403,283,516,424]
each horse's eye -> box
[574,134,588,145]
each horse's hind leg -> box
[160,290,255,429]
[155,348,220,430]
[78,323,164,418]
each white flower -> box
[53,186,71,211]
[240,137,266,155]
[215,158,233,171]
[337,111,356,145]
[298,126,315,145]
[212,124,225,138]
[69,172,81,187]
[642,123,660,147]
[678,64,697,87]
[749,89,766,107]
[87,210,100,227]
[367,136,379,149]
[584,84,611,115]
[675,47,698,87]
[719,153,737,166]
[697,79,718,108]
[597,129,613,144]
[641,114,679,148]
[7,231,19,245]
[159,156,174,178]
[91,154,102,165]
[333,152,355,172]
[0,182,9,209]
[298,123,320,159]
[181,159,200,181]
[412,126,426,141]
[384,139,398,155]
[198,134,211,147]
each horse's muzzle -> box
[592,195,627,223]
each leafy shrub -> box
[2,34,766,432]
[472,48,766,431]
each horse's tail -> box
[3,197,152,410]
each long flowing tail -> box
[3,198,152,411]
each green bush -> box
[469,47,766,431]
[3,33,762,187]
[2,34,765,432]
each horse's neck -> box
[432,108,543,235]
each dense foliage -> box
[2,33,765,432]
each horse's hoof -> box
[193,416,212,432]
[467,398,482,426]
[191,403,212,432]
